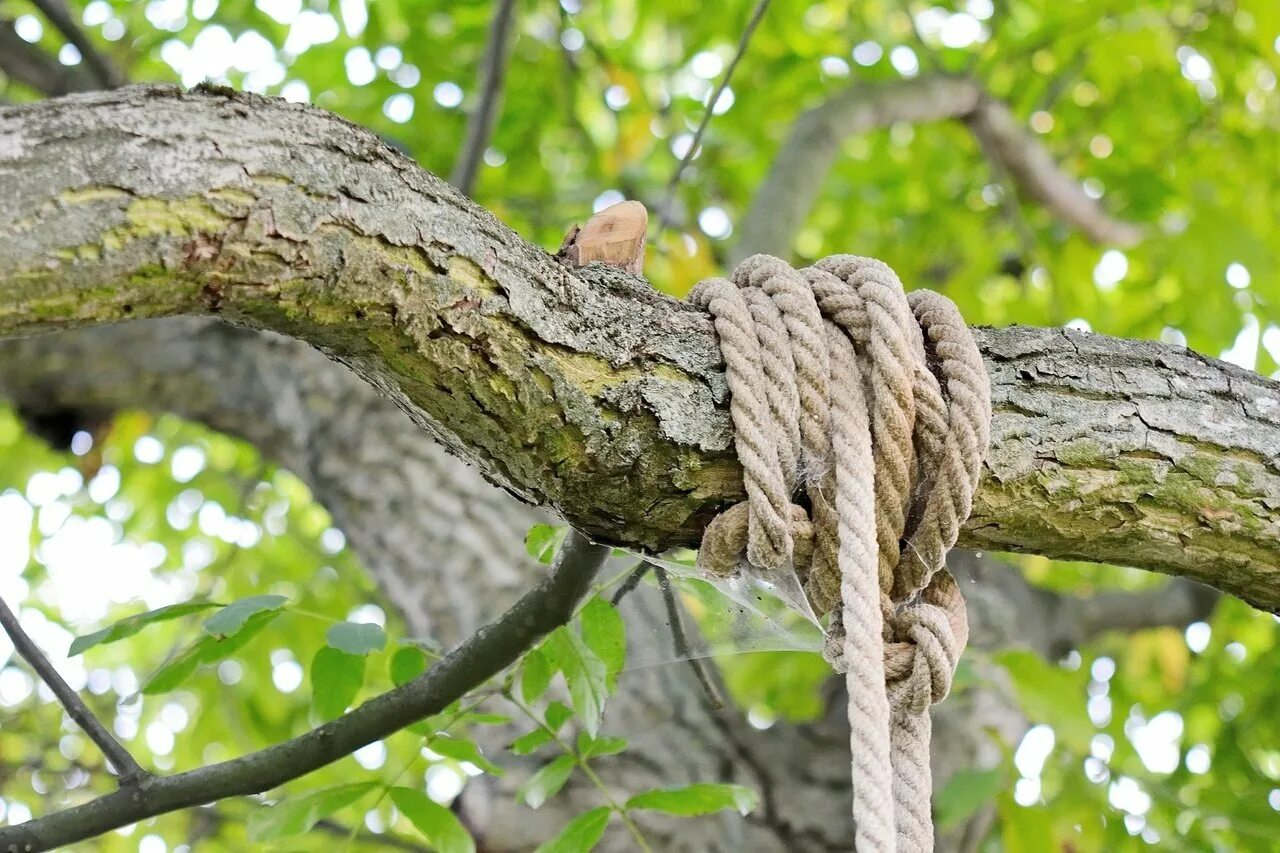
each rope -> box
[693,254,990,851]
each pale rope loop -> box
[688,277,793,568]
[816,256,920,600]
[692,254,990,853]
[826,319,896,851]
[738,286,800,493]
[894,291,993,600]
[735,256,833,484]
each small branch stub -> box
[557,200,648,275]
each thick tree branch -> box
[1073,579,1219,643]
[0,531,608,851]
[732,76,1141,264]
[0,596,149,784]
[29,0,124,89]
[450,0,517,196]
[1,86,1277,612]
[0,18,99,96]
[966,95,1143,246]
[949,553,1219,659]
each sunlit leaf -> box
[543,628,609,737]
[577,732,627,759]
[509,728,555,756]
[390,645,428,686]
[311,647,364,719]
[525,523,566,564]
[390,788,475,853]
[517,754,577,809]
[428,734,504,776]
[534,806,612,853]
[580,597,625,685]
[326,621,387,655]
[522,647,554,703]
[626,783,758,817]
[544,700,574,733]
[68,601,218,657]
[247,782,378,841]
[202,594,288,639]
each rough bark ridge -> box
[2,86,1278,611]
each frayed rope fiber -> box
[692,254,991,851]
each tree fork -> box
[1,86,1278,611]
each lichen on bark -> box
[2,85,1279,611]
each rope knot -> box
[884,600,960,715]
[698,502,814,577]
[691,253,990,852]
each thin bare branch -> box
[1075,579,1219,642]
[654,565,723,710]
[450,0,518,196]
[733,76,1143,264]
[950,553,1220,660]
[966,95,1143,246]
[0,532,609,851]
[732,76,984,263]
[30,0,124,89]
[611,562,652,605]
[659,0,771,227]
[0,595,148,784]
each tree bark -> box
[2,85,1278,612]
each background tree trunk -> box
[0,320,1218,850]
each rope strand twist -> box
[692,254,991,851]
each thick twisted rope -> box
[693,254,990,851]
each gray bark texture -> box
[1,85,1276,610]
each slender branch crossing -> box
[0,531,609,851]
[0,596,148,784]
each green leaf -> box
[391,645,428,686]
[509,728,555,756]
[580,598,626,685]
[202,594,288,639]
[522,647,554,703]
[142,609,283,695]
[534,807,612,853]
[543,628,609,737]
[68,601,218,656]
[577,732,627,759]
[997,649,1092,752]
[201,609,281,661]
[326,621,387,655]
[428,735,505,776]
[389,787,476,853]
[626,783,758,817]
[517,754,577,809]
[247,781,378,841]
[544,701,574,732]
[311,647,365,719]
[525,523,566,564]
[465,713,513,725]
[139,641,205,695]
[934,768,1005,829]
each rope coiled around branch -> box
[692,254,991,851]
